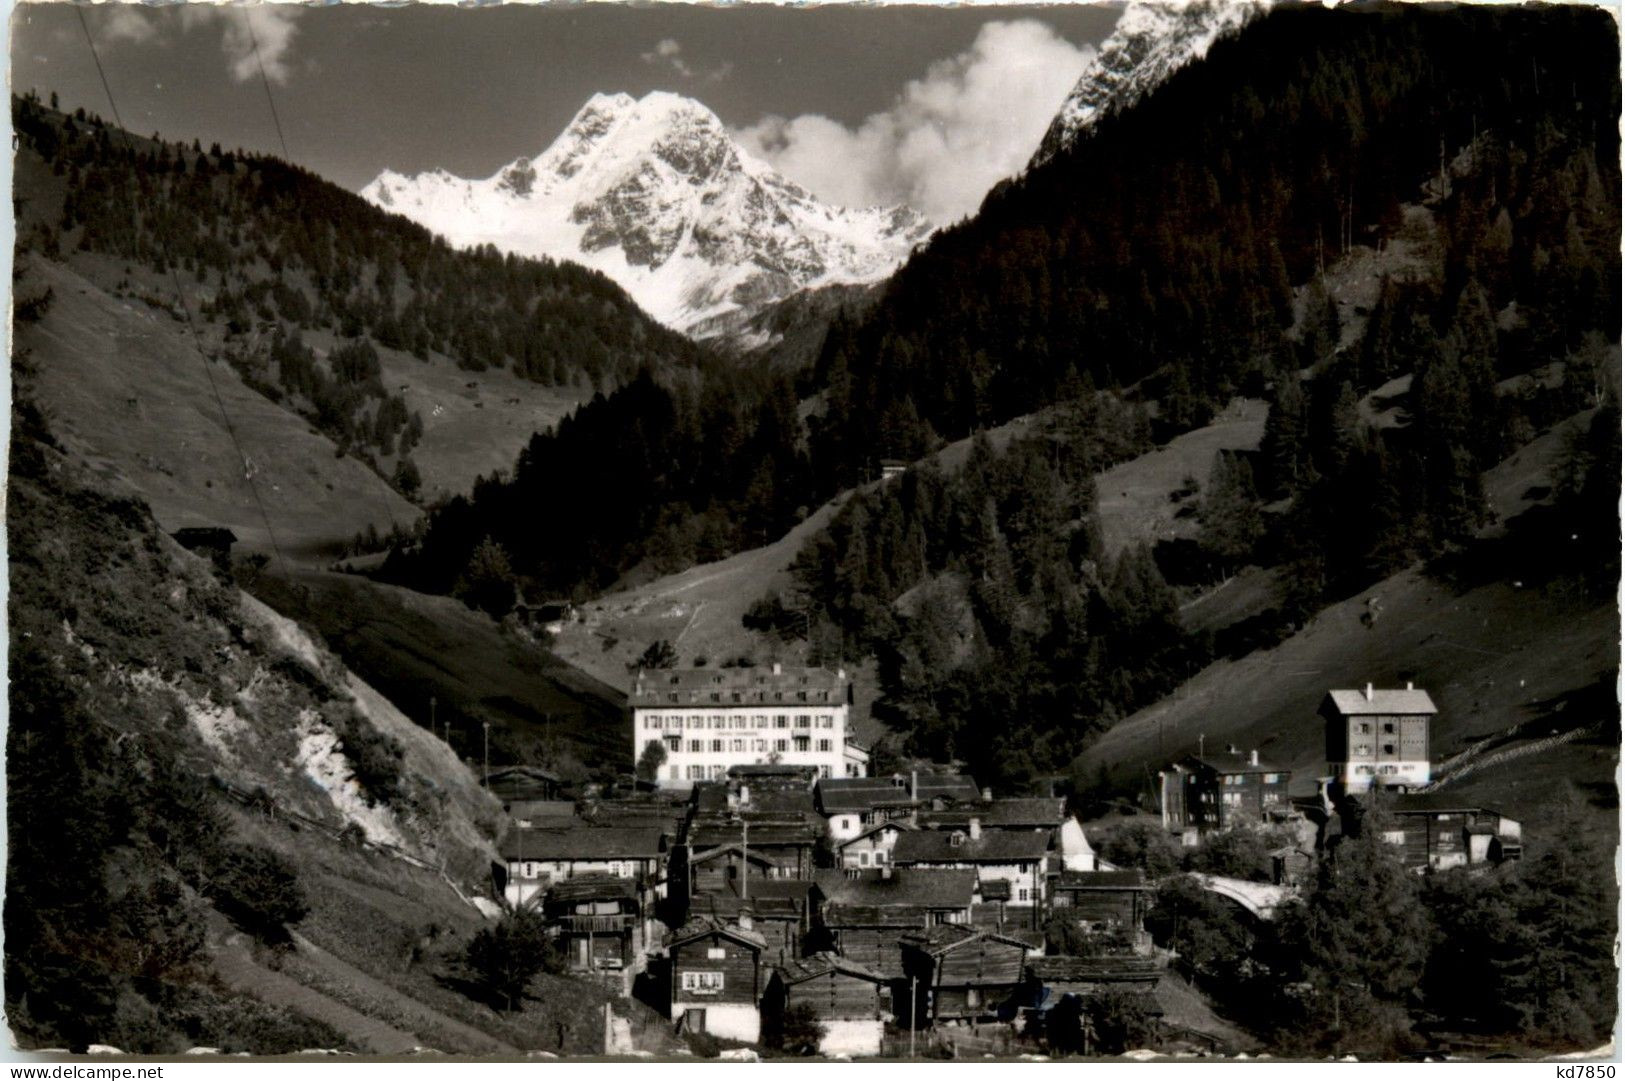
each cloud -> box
[100,7,158,45]
[734,20,1095,224]
[182,6,301,85]
[640,37,732,84]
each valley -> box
[6,0,1619,1064]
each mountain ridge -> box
[361,91,932,335]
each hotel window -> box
[687,766,704,780]
[819,766,831,778]
[818,716,834,728]
[1263,773,1280,784]
[730,739,745,752]
[859,852,870,867]
[688,740,702,753]
[709,765,725,779]
[711,740,724,753]
[775,739,788,752]
[794,736,811,752]
[1383,744,1396,755]
[795,715,811,728]
[1018,888,1029,903]
[775,715,789,728]
[664,736,681,752]
[818,739,833,753]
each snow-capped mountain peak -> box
[1030,0,1267,169]
[361,91,932,336]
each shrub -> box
[208,843,308,943]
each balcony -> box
[554,913,637,934]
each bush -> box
[208,843,308,943]
[324,700,405,806]
[463,909,561,1011]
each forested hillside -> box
[11,94,708,497]
[809,2,1619,486]
[389,2,1619,620]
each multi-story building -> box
[631,664,861,787]
[1323,683,1435,792]
[1159,748,1292,837]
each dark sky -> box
[11,3,1122,195]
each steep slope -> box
[1030,0,1265,168]
[5,393,510,1052]
[362,91,932,334]
[14,256,417,557]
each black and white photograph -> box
[4,0,1621,1066]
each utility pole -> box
[740,817,750,902]
[909,976,918,1057]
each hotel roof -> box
[630,666,849,708]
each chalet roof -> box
[899,923,1034,957]
[667,917,767,952]
[816,777,913,814]
[544,874,638,904]
[689,843,778,868]
[694,784,731,814]
[690,821,819,849]
[630,666,848,708]
[891,829,1051,865]
[913,774,983,804]
[486,766,562,802]
[813,868,977,911]
[1181,752,1288,776]
[689,893,803,921]
[746,790,818,816]
[836,820,915,850]
[498,826,663,862]
[921,797,1067,830]
[507,799,577,823]
[1028,955,1162,983]
[729,763,820,779]
[776,953,886,986]
[1049,870,1150,892]
[1326,687,1438,716]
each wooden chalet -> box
[812,868,977,980]
[667,917,769,1043]
[1048,870,1154,948]
[687,819,820,879]
[686,878,819,965]
[1376,793,1523,871]
[541,873,643,973]
[899,925,1034,1028]
[763,954,891,1057]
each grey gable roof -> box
[813,867,977,910]
[1326,687,1438,715]
[891,829,1051,864]
[499,826,664,862]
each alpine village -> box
[6,0,1620,1064]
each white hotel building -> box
[631,664,865,786]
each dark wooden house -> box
[541,873,642,973]
[667,918,769,1043]
[763,954,891,1057]
[899,925,1034,1028]
[1047,870,1154,950]
[1158,749,1291,835]
[812,868,977,980]
[686,878,819,966]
